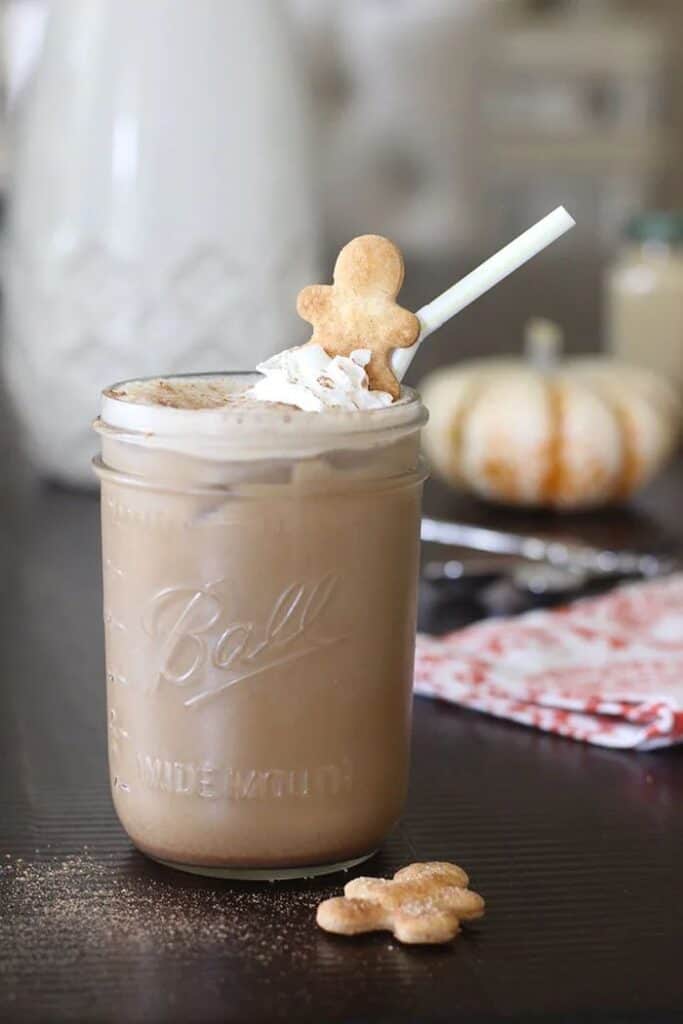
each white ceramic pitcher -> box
[4,0,318,486]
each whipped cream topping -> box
[247,345,394,412]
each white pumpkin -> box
[420,320,681,510]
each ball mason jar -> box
[93,374,427,879]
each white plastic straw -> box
[392,206,575,381]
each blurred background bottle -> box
[606,212,683,394]
[3,0,318,486]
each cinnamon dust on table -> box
[0,851,319,968]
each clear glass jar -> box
[93,375,427,879]
[606,212,683,394]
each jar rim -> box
[95,372,427,459]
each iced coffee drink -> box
[93,233,430,877]
[94,373,425,877]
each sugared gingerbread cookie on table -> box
[316,861,485,945]
[297,235,420,399]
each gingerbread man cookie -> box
[316,862,485,945]
[297,235,420,399]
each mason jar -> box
[93,374,427,879]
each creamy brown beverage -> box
[94,372,426,878]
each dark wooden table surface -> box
[1,435,683,1022]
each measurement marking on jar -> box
[106,671,128,686]
[108,709,129,756]
[135,754,353,801]
[103,610,127,632]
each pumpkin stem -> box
[524,318,563,372]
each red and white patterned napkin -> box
[414,574,683,750]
